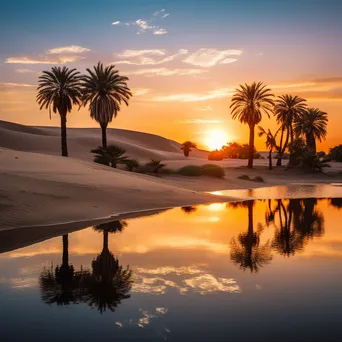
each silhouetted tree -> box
[258,126,280,169]
[37,67,82,157]
[329,198,342,209]
[294,108,328,154]
[181,141,197,157]
[274,95,307,165]
[91,145,129,168]
[230,82,274,168]
[82,62,132,148]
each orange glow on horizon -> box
[204,130,230,151]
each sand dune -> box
[0,120,207,161]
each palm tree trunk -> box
[306,133,316,154]
[60,114,68,157]
[277,127,284,166]
[248,124,255,169]
[289,125,295,165]
[62,234,69,267]
[100,123,108,148]
[269,148,273,170]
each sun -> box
[205,130,229,151]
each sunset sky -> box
[1,0,341,151]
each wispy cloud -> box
[48,45,90,54]
[114,49,187,65]
[180,119,224,124]
[5,55,83,65]
[197,104,213,111]
[126,67,208,77]
[0,82,35,87]
[153,88,234,102]
[133,88,151,96]
[117,49,166,58]
[112,9,169,35]
[153,28,168,35]
[15,69,37,73]
[183,48,242,67]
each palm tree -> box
[230,82,274,168]
[230,201,272,272]
[274,95,307,165]
[181,141,197,157]
[81,62,132,148]
[124,159,140,172]
[258,126,279,170]
[91,145,129,168]
[294,108,328,154]
[146,159,166,173]
[37,67,82,157]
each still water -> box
[1,198,342,341]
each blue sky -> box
[1,0,342,149]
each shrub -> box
[208,150,225,161]
[91,145,128,168]
[145,159,167,173]
[177,165,202,176]
[124,159,140,172]
[253,176,264,182]
[200,164,225,178]
[237,174,250,180]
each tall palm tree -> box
[37,67,82,157]
[274,95,307,165]
[258,126,279,170]
[294,108,328,154]
[181,141,197,157]
[81,62,132,148]
[230,82,274,168]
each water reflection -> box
[181,206,198,214]
[40,221,132,314]
[40,234,87,305]
[229,201,272,273]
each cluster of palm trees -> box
[230,82,328,169]
[37,63,132,157]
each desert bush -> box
[237,175,250,180]
[177,165,202,176]
[124,159,140,172]
[208,150,225,161]
[253,176,264,182]
[200,164,225,178]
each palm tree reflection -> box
[40,234,88,305]
[40,221,132,314]
[82,221,132,314]
[181,206,198,214]
[269,199,324,257]
[229,201,273,273]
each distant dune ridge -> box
[0,120,207,161]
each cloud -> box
[117,49,166,58]
[114,49,188,66]
[153,88,234,102]
[15,69,37,73]
[153,28,168,35]
[48,45,90,54]
[0,82,35,88]
[183,48,242,67]
[126,67,207,77]
[5,55,82,65]
[180,119,224,124]
[133,88,151,96]
[113,9,169,35]
[197,104,213,111]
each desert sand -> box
[1,119,342,238]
